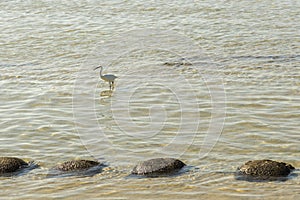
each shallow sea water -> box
[0,0,299,199]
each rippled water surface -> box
[1,0,299,199]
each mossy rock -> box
[236,159,295,181]
[54,160,101,171]
[46,159,105,178]
[0,157,38,176]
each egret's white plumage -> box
[94,66,117,90]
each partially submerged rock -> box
[0,157,38,176]
[54,160,101,172]
[0,157,28,174]
[132,158,186,177]
[47,159,105,178]
[236,159,295,181]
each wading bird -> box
[94,66,118,90]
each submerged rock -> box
[54,160,101,171]
[47,159,104,178]
[236,159,295,181]
[132,158,186,176]
[0,157,32,174]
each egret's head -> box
[93,65,102,70]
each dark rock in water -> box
[0,157,28,174]
[48,159,104,178]
[0,157,38,175]
[236,159,295,181]
[132,158,186,176]
[55,160,101,171]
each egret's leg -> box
[112,81,115,89]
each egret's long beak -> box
[93,66,102,70]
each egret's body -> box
[94,66,117,90]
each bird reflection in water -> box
[100,90,113,97]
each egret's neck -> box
[99,67,103,77]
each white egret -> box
[94,66,118,90]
